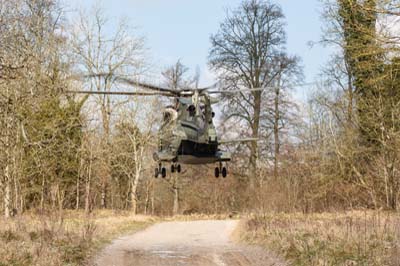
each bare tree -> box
[269,55,303,179]
[209,0,294,182]
[71,4,146,208]
[0,0,29,218]
[112,97,158,213]
[162,60,189,89]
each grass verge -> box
[240,211,400,266]
[0,210,155,266]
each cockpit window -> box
[187,105,196,117]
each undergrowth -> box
[0,210,154,266]
[241,211,400,266]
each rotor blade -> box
[64,90,175,97]
[198,82,219,91]
[115,77,179,94]
[82,73,180,94]
[219,138,259,144]
[208,88,265,95]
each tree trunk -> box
[172,175,180,215]
[76,159,84,210]
[250,91,262,186]
[85,156,92,215]
[57,185,65,224]
[131,141,143,214]
[40,175,45,211]
[274,84,280,179]
[74,177,79,210]
[131,182,138,214]
[100,182,107,208]
[13,137,20,214]
[144,180,151,215]
[347,68,354,124]
[4,164,11,219]
[151,183,155,215]
[4,102,11,218]
[99,94,111,210]
[13,173,18,214]
[387,163,398,210]
[173,187,179,216]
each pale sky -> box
[64,0,332,98]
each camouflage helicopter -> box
[71,74,259,179]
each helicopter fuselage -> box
[153,92,231,165]
[153,138,231,165]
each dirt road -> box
[94,220,285,266]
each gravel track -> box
[94,220,285,266]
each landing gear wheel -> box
[154,168,159,178]
[222,167,227,178]
[214,167,220,178]
[161,167,167,178]
[177,164,181,173]
[171,164,175,173]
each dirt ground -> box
[94,220,286,266]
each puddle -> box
[151,250,189,259]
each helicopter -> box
[70,74,260,179]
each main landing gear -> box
[214,162,227,178]
[155,163,181,178]
[170,164,181,173]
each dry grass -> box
[240,211,400,266]
[0,210,155,266]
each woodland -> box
[1,0,400,219]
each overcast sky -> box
[64,0,333,99]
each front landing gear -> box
[155,163,181,178]
[155,164,167,178]
[161,167,167,178]
[215,162,227,178]
[154,167,159,178]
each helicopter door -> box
[162,108,177,127]
[160,108,178,150]
[197,104,206,133]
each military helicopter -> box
[70,74,260,179]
